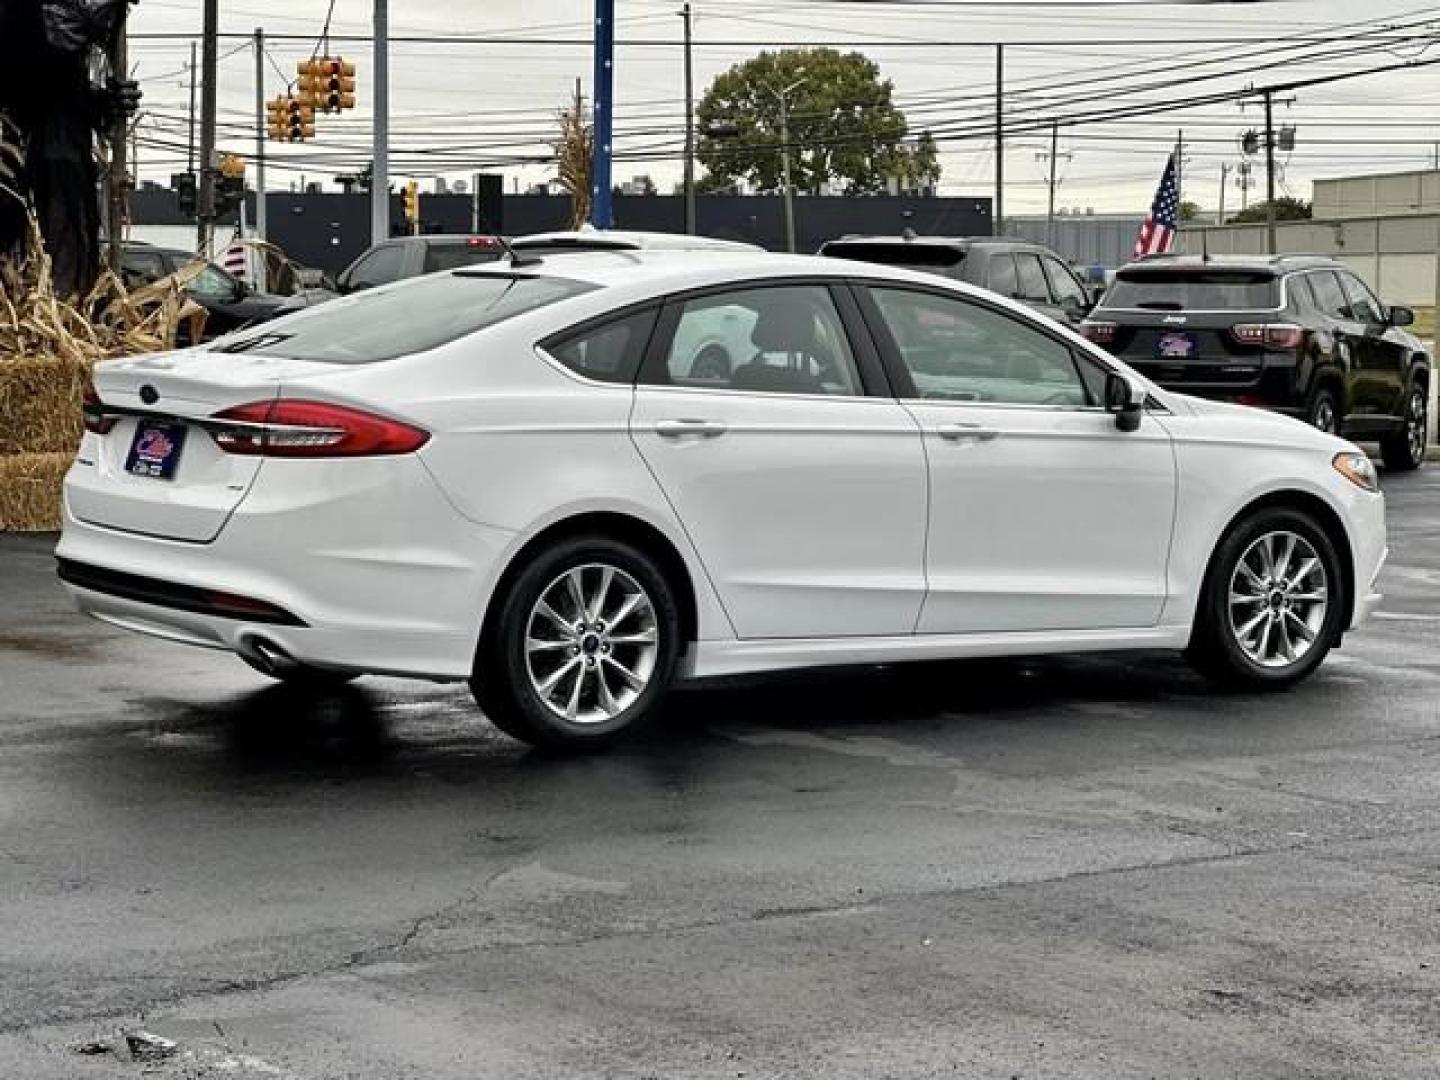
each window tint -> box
[346,245,406,290]
[869,287,1089,408]
[1014,253,1051,302]
[1308,271,1351,319]
[656,285,862,396]
[1106,270,1278,310]
[423,243,504,273]
[1043,257,1088,307]
[986,253,1018,298]
[210,273,594,364]
[1285,273,1316,311]
[1339,272,1384,324]
[543,308,657,384]
[821,242,965,274]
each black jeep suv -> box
[1081,254,1431,471]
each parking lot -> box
[0,467,1437,1079]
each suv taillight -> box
[82,378,117,435]
[209,400,429,457]
[1078,321,1118,345]
[1230,323,1303,350]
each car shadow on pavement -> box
[215,682,397,767]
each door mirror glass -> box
[1104,371,1145,432]
[1388,304,1415,328]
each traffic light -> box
[297,56,357,113]
[217,154,246,215]
[171,171,197,216]
[1241,129,1260,156]
[402,180,420,229]
[267,95,313,142]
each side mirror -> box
[1388,305,1415,328]
[1104,371,1146,432]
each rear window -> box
[422,242,505,273]
[210,273,594,364]
[821,243,965,273]
[1105,269,1278,310]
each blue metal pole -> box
[591,0,614,229]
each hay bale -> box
[0,450,72,531]
[0,354,90,455]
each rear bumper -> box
[56,456,516,680]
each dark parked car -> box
[1080,253,1431,471]
[118,243,299,341]
[334,235,507,293]
[818,234,1098,326]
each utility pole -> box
[1217,162,1229,225]
[1263,88,1277,255]
[592,0,616,228]
[105,3,129,272]
[994,43,1004,235]
[681,1,695,235]
[767,78,805,253]
[372,0,389,244]
[253,28,266,243]
[1175,129,1184,204]
[1038,120,1071,249]
[196,0,218,255]
[187,40,197,173]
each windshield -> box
[210,272,594,363]
[1106,269,1278,310]
[187,263,240,300]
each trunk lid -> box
[70,349,338,542]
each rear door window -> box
[1042,257,1088,308]
[1307,271,1351,320]
[1105,269,1278,310]
[1014,253,1052,303]
[1285,274,1316,312]
[986,253,1018,298]
[210,273,595,364]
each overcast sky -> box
[126,0,1440,217]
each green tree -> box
[697,48,938,195]
[1227,197,1312,225]
[1179,200,1201,223]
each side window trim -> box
[853,280,1102,411]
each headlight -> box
[1333,451,1379,493]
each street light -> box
[766,77,806,254]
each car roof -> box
[510,229,762,253]
[822,234,1051,252]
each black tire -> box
[1188,506,1347,690]
[1305,385,1341,435]
[471,535,682,750]
[1379,381,1427,473]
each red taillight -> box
[1230,323,1303,350]
[466,236,499,248]
[209,399,429,458]
[82,378,117,435]
[1232,394,1268,408]
[1079,321,1118,345]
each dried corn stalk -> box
[551,85,594,231]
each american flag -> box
[1133,153,1179,257]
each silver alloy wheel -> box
[524,563,660,725]
[1227,530,1329,669]
[1311,396,1337,434]
[1407,389,1427,463]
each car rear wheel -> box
[1306,386,1340,435]
[1379,384,1427,472]
[472,536,681,750]
[1188,507,1346,689]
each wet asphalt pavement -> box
[1,470,1438,1079]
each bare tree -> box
[551,83,594,230]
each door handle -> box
[936,422,1000,442]
[655,418,728,439]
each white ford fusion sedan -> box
[59,249,1387,748]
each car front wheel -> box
[1189,508,1346,689]
[472,536,682,750]
[1379,384,1427,472]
